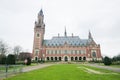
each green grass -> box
[4,64,120,80]
[110,65,120,68]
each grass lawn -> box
[4,64,120,80]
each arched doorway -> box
[64,56,68,61]
[71,57,74,61]
[35,57,38,61]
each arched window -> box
[71,57,74,61]
[55,57,57,61]
[47,57,49,61]
[75,57,78,61]
[79,57,82,60]
[51,57,53,61]
[59,57,61,61]
[83,57,86,60]
[92,52,96,57]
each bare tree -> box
[0,39,8,64]
[13,45,22,60]
[0,40,8,56]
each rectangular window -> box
[57,50,59,54]
[51,50,53,54]
[53,50,55,54]
[73,50,75,54]
[77,50,79,54]
[59,50,61,54]
[79,50,81,54]
[71,50,73,54]
[55,50,57,54]
[65,50,67,54]
[35,49,39,55]
[75,50,77,54]
[81,50,86,54]
[47,50,49,54]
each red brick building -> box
[32,9,102,61]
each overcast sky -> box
[0,0,120,57]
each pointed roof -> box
[88,30,93,40]
[64,27,67,37]
[39,9,43,16]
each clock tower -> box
[32,9,45,60]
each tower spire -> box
[39,9,43,16]
[88,30,93,40]
[64,27,67,37]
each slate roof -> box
[43,36,90,46]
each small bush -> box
[0,56,6,64]
[6,54,16,65]
[103,56,112,66]
[26,57,31,65]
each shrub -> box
[103,56,112,66]
[26,57,31,65]
[0,55,6,64]
[6,54,16,65]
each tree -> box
[26,57,31,65]
[0,40,8,64]
[0,54,6,64]
[13,46,22,61]
[0,40,8,55]
[103,56,112,66]
[6,54,16,65]
[112,54,120,61]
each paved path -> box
[85,64,120,72]
[22,64,54,72]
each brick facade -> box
[32,9,102,61]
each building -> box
[32,9,102,61]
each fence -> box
[0,65,23,79]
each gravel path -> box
[22,64,54,72]
[85,64,120,72]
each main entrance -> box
[64,56,68,61]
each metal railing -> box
[0,65,23,79]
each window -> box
[71,57,74,61]
[47,50,49,54]
[75,57,78,60]
[65,50,67,54]
[75,50,77,54]
[83,57,86,60]
[92,52,96,57]
[79,50,81,54]
[51,57,53,61]
[81,50,86,54]
[55,50,57,54]
[55,57,57,61]
[53,50,55,54]
[71,50,73,54]
[47,57,49,61]
[50,50,53,54]
[79,57,82,60]
[59,50,61,54]
[36,33,40,37]
[77,50,79,54]
[91,50,97,57]
[73,50,75,54]
[35,49,39,55]
[59,57,61,61]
